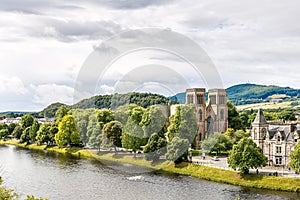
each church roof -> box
[253,109,267,124]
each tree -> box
[166,137,189,164]
[97,109,114,127]
[54,115,81,147]
[29,119,39,143]
[227,101,243,131]
[87,112,102,150]
[12,125,23,139]
[0,129,9,140]
[143,133,167,162]
[224,128,248,145]
[7,123,17,135]
[55,105,70,122]
[167,105,198,144]
[290,142,300,171]
[73,109,92,146]
[20,127,31,143]
[36,123,52,145]
[20,114,34,129]
[227,138,267,174]
[141,105,167,138]
[102,121,122,152]
[201,132,232,154]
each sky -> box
[0,0,299,112]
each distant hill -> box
[73,92,169,109]
[38,102,67,118]
[169,84,300,106]
[227,84,300,105]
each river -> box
[0,145,299,200]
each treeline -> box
[1,103,198,163]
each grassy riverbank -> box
[1,140,300,192]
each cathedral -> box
[185,88,228,148]
[250,109,300,166]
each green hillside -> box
[227,84,300,105]
[73,92,169,109]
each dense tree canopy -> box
[143,133,167,162]
[102,121,122,151]
[290,142,300,171]
[228,138,267,174]
[55,115,81,147]
[166,137,189,164]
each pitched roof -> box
[253,108,267,124]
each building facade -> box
[250,109,300,166]
[185,88,228,148]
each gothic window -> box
[220,109,224,121]
[187,94,194,104]
[254,128,257,139]
[219,95,226,105]
[198,109,203,121]
[261,128,266,139]
[210,95,216,104]
[196,94,204,105]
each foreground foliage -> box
[228,138,267,174]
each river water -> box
[0,145,299,200]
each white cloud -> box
[0,0,300,111]
[30,84,74,106]
[0,75,28,95]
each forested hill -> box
[227,84,300,105]
[39,92,169,118]
[169,84,300,105]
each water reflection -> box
[0,145,299,200]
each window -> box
[295,138,298,143]
[187,94,194,104]
[277,135,281,142]
[198,109,203,121]
[275,157,282,165]
[219,95,226,105]
[220,109,224,120]
[210,95,216,104]
[254,129,257,139]
[276,146,282,154]
[196,94,204,105]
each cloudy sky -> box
[0,0,299,112]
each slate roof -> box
[253,109,267,124]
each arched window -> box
[220,109,224,120]
[198,109,203,121]
[254,128,257,139]
[261,128,266,139]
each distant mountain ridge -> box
[170,83,300,105]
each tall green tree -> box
[54,115,81,147]
[97,109,114,127]
[20,127,31,143]
[290,142,300,171]
[0,129,9,140]
[55,105,70,122]
[12,125,23,139]
[36,123,52,145]
[227,138,267,174]
[102,121,122,152]
[227,101,243,131]
[166,137,189,164]
[20,114,34,129]
[202,132,232,154]
[167,105,198,144]
[143,133,167,162]
[141,105,166,138]
[29,119,39,143]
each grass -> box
[1,140,300,192]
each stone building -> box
[185,88,228,148]
[250,109,300,166]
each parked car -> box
[211,156,219,161]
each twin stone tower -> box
[185,88,228,149]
